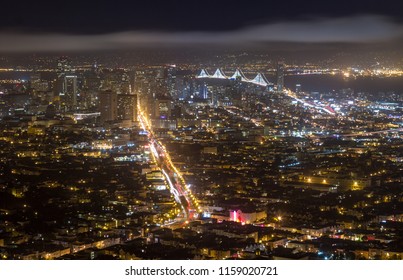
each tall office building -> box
[99,90,117,123]
[103,69,131,94]
[134,69,153,117]
[55,56,81,111]
[57,57,72,77]
[166,66,177,97]
[82,67,101,109]
[117,93,137,122]
[30,73,50,102]
[199,83,208,99]
[277,61,284,92]
[60,75,78,110]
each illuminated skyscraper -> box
[167,65,177,97]
[55,57,80,111]
[276,61,284,92]
[60,75,78,110]
[57,56,72,78]
[117,93,137,122]
[103,69,131,94]
[199,83,208,99]
[99,90,117,122]
[30,73,50,102]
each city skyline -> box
[0,1,402,262]
[0,54,402,259]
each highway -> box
[138,109,200,228]
[283,89,336,115]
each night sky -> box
[1,0,403,51]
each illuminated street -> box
[138,108,200,228]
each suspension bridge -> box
[197,68,336,115]
[197,68,273,87]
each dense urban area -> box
[0,53,402,260]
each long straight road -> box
[138,109,200,228]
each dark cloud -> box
[0,15,402,52]
[2,1,403,34]
[241,15,403,42]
